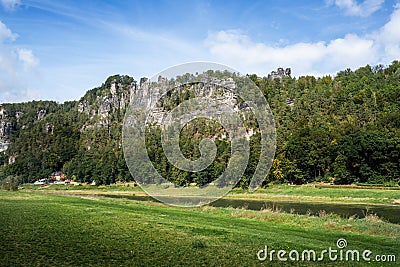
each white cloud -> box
[1,88,41,103]
[205,30,377,76]
[374,3,400,62]
[17,48,39,70]
[204,3,400,77]
[0,47,40,103]
[0,21,17,42]
[0,21,41,103]
[0,0,21,11]
[330,0,384,17]
[325,34,375,68]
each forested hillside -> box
[1,62,399,187]
[257,62,400,186]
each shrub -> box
[1,176,19,191]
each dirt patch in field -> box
[36,190,99,200]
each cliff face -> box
[0,72,254,183]
[0,74,145,149]
[0,72,256,153]
[0,105,13,152]
[77,75,136,129]
[0,122,11,152]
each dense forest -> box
[259,62,400,186]
[1,62,400,187]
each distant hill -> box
[1,62,400,187]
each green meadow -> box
[0,189,399,266]
[228,184,400,204]
[21,183,400,204]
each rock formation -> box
[268,67,291,80]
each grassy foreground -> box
[0,190,399,266]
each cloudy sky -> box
[0,0,399,103]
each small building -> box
[51,172,66,181]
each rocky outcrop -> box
[141,76,238,125]
[77,77,136,129]
[0,121,12,137]
[129,75,255,141]
[286,97,295,109]
[0,139,10,152]
[0,105,5,119]
[37,109,46,121]
[98,97,112,118]
[8,154,16,164]
[268,67,291,80]
[77,100,90,114]
[45,123,53,133]
[0,119,12,152]
[15,111,23,120]
[76,74,241,130]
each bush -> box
[1,176,19,191]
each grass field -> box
[21,183,400,205]
[0,190,399,266]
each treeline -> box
[258,62,400,186]
[0,62,400,187]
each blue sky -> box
[0,0,399,102]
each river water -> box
[100,194,400,224]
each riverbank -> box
[228,184,400,205]
[19,183,400,224]
[20,183,400,205]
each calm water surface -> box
[101,194,400,224]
